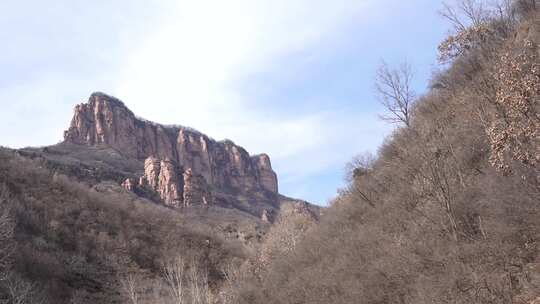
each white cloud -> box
[116,0,375,126]
[114,0,382,195]
[0,0,398,204]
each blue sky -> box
[0,0,450,205]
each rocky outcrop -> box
[261,209,272,223]
[183,168,211,207]
[142,157,161,190]
[121,178,136,191]
[64,93,142,158]
[252,154,278,193]
[138,157,183,207]
[156,159,183,207]
[64,92,279,197]
[130,157,212,208]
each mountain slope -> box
[226,4,540,304]
[0,94,318,303]
[0,148,248,303]
[20,93,317,222]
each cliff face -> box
[140,157,184,207]
[64,92,278,206]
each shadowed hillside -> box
[0,148,250,303]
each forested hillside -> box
[226,1,540,303]
[0,147,252,303]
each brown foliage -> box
[0,149,243,303]
[488,39,540,171]
[226,3,540,304]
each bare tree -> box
[516,0,537,13]
[118,272,141,304]
[345,152,376,181]
[162,256,186,304]
[161,255,213,304]
[4,274,46,304]
[376,61,415,127]
[0,211,14,281]
[440,0,491,30]
[218,263,242,304]
[437,0,517,62]
[0,184,14,281]
[68,290,89,304]
[0,185,45,303]
[188,263,211,304]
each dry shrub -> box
[488,39,540,172]
[226,2,540,304]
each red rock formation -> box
[132,157,211,208]
[64,93,141,158]
[64,92,278,197]
[157,159,183,207]
[252,154,278,193]
[121,178,135,191]
[176,128,213,184]
[182,168,211,207]
[142,157,161,190]
[139,157,183,207]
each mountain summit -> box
[55,92,304,219]
[64,92,277,193]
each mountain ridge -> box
[16,91,320,225]
[62,92,283,213]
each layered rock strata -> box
[122,157,213,207]
[183,168,212,207]
[64,93,279,200]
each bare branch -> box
[440,0,492,30]
[4,273,46,304]
[162,255,186,304]
[160,255,212,304]
[0,183,15,281]
[376,61,415,127]
[345,152,376,181]
[118,272,141,304]
[441,1,468,31]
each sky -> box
[0,0,450,205]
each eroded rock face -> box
[183,168,211,207]
[121,178,135,191]
[157,159,183,207]
[64,92,278,197]
[138,157,183,207]
[133,157,211,208]
[64,93,140,158]
[252,154,278,193]
[143,157,161,190]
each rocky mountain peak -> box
[64,93,278,207]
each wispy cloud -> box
[0,0,447,204]
[114,0,385,203]
[116,0,377,125]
